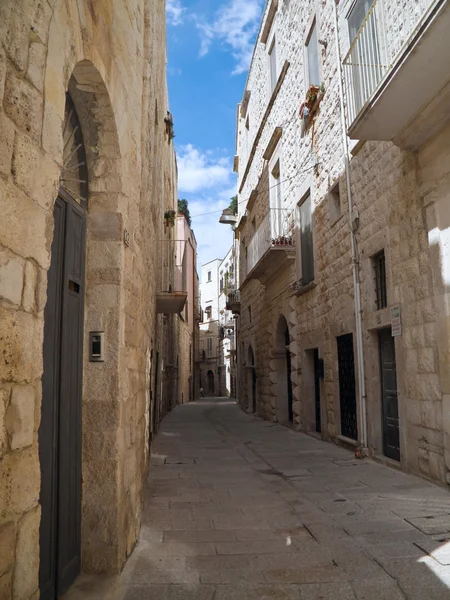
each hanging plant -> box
[164,210,176,227]
[300,82,326,133]
[164,112,175,141]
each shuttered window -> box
[306,21,320,87]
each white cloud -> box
[190,194,237,268]
[177,144,233,193]
[196,0,263,75]
[167,0,185,26]
[175,145,237,266]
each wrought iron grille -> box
[373,250,387,310]
[337,334,358,441]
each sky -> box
[166,0,265,272]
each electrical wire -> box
[190,160,319,219]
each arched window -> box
[61,93,88,209]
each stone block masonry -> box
[235,0,450,488]
[0,1,182,599]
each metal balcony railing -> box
[343,0,435,126]
[227,289,240,304]
[242,208,295,281]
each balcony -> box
[225,289,241,314]
[241,208,296,284]
[343,0,450,150]
[156,240,188,314]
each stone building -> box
[0,1,188,599]
[198,259,223,396]
[235,0,450,485]
[175,213,200,405]
[218,246,238,398]
[198,255,236,397]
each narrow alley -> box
[67,398,450,600]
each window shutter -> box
[300,195,314,284]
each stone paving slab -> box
[63,398,450,600]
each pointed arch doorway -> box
[39,92,88,600]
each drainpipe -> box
[333,2,368,450]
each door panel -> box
[314,349,321,433]
[39,196,86,600]
[379,329,400,461]
[252,368,256,413]
[39,198,66,600]
[337,334,358,441]
[57,200,85,596]
[285,328,293,423]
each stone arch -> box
[274,314,294,424]
[42,27,126,576]
[68,61,125,576]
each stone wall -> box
[0,0,179,598]
[236,0,450,485]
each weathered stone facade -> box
[175,214,199,406]
[236,0,450,486]
[0,1,183,598]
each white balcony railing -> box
[343,0,435,127]
[242,208,295,281]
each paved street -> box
[68,398,450,599]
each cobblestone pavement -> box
[67,398,450,599]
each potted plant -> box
[305,84,320,108]
[317,82,325,102]
[164,210,176,227]
[300,83,325,121]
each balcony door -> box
[348,0,382,115]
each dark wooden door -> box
[39,194,86,600]
[314,349,321,433]
[207,371,215,395]
[379,329,400,461]
[285,327,293,423]
[337,334,358,440]
[252,367,257,413]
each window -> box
[220,278,224,293]
[207,271,212,282]
[245,117,250,161]
[298,194,314,285]
[268,36,278,93]
[373,250,387,310]
[207,337,213,358]
[306,19,320,87]
[328,181,341,223]
[205,305,212,320]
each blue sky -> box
[166,0,264,272]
